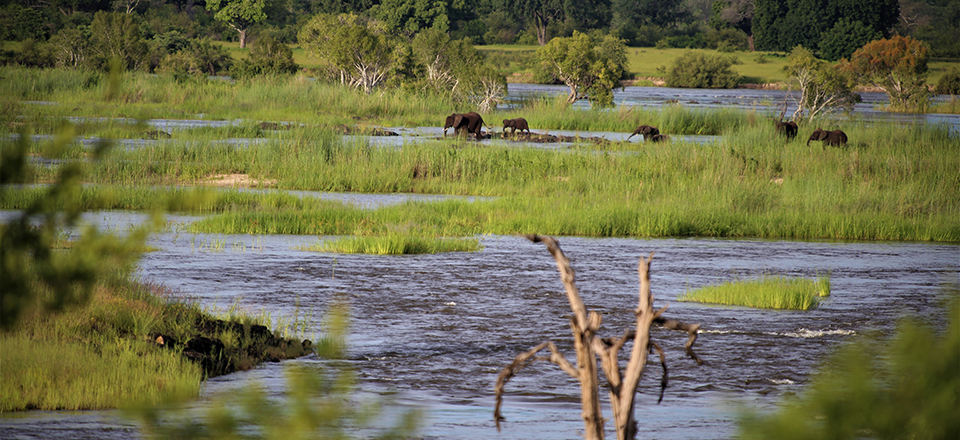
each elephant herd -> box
[442,112,848,148]
[777,119,849,148]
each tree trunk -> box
[239,29,248,49]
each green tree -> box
[739,293,960,440]
[710,0,755,51]
[410,28,483,90]
[519,0,566,45]
[299,13,406,93]
[784,46,857,121]
[368,0,451,35]
[89,11,149,71]
[666,50,742,88]
[205,0,267,48]
[537,31,627,107]
[232,35,300,77]
[754,0,899,52]
[817,18,881,61]
[842,35,930,111]
[935,67,960,95]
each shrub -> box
[666,50,742,88]
[232,35,299,78]
[935,67,960,95]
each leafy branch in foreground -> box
[495,235,704,440]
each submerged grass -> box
[679,275,831,310]
[307,233,483,255]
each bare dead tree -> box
[494,235,703,440]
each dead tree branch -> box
[495,235,705,440]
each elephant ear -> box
[454,115,464,127]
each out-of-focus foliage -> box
[817,18,881,62]
[739,291,960,440]
[935,67,960,95]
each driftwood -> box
[494,235,704,440]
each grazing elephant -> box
[443,114,458,135]
[807,128,848,147]
[775,120,799,140]
[452,112,485,139]
[627,125,659,140]
[648,134,669,143]
[503,117,530,135]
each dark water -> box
[2,209,957,439]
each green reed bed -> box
[679,275,831,310]
[306,233,483,255]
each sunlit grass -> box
[679,275,831,310]
[305,233,483,255]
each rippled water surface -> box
[2,210,956,439]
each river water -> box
[2,85,958,439]
[1,207,957,439]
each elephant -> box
[648,134,669,143]
[627,125,659,140]
[775,120,798,140]
[807,128,848,147]
[503,117,530,135]
[444,112,485,139]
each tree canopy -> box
[841,35,930,111]
[205,0,267,48]
[536,31,628,107]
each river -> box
[1,207,956,439]
[1,84,958,439]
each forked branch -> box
[494,341,577,431]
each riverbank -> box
[0,278,313,412]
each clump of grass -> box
[307,233,482,254]
[679,275,831,310]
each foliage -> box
[368,0,450,34]
[299,13,406,93]
[458,63,508,112]
[49,27,93,69]
[753,0,900,53]
[0,124,159,330]
[679,275,831,310]
[842,35,930,111]
[817,18,881,62]
[157,38,234,80]
[410,28,483,91]
[205,0,267,48]
[536,31,628,107]
[784,46,858,121]
[739,292,960,440]
[89,11,149,71]
[936,67,960,95]
[666,50,742,88]
[232,35,299,78]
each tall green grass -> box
[679,275,831,310]
[306,233,483,254]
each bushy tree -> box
[841,35,930,111]
[410,28,483,90]
[536,31,628,107]
[666,50,742,88]
[205,0,267,48]
[817,18,880,62]
[232,35,299,77]
[49,27,93,69]
[368,0,450,35]
[754,0,899,53]
[89,11,149,71]
[784,46,857,121]
[158,38,234,80]
[710,0,755,51]
[935,67,960,96]
[299,13,407,93]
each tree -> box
[495,236,704,440]
[368,0,451,35]
[519,0,566,45]
[783,46,857,121]
[205,0,267,48]
[753,0,899,52]
[666,50,742,88]
[536,31,627,107]
[299,13,405,93]
[232,35,300,77]
[817,18,881,61]
[841,35,930,111]
[710,0,755,51]
[89,10,149,71]
[410,28,483,90]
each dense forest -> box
[2,0,958,59]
